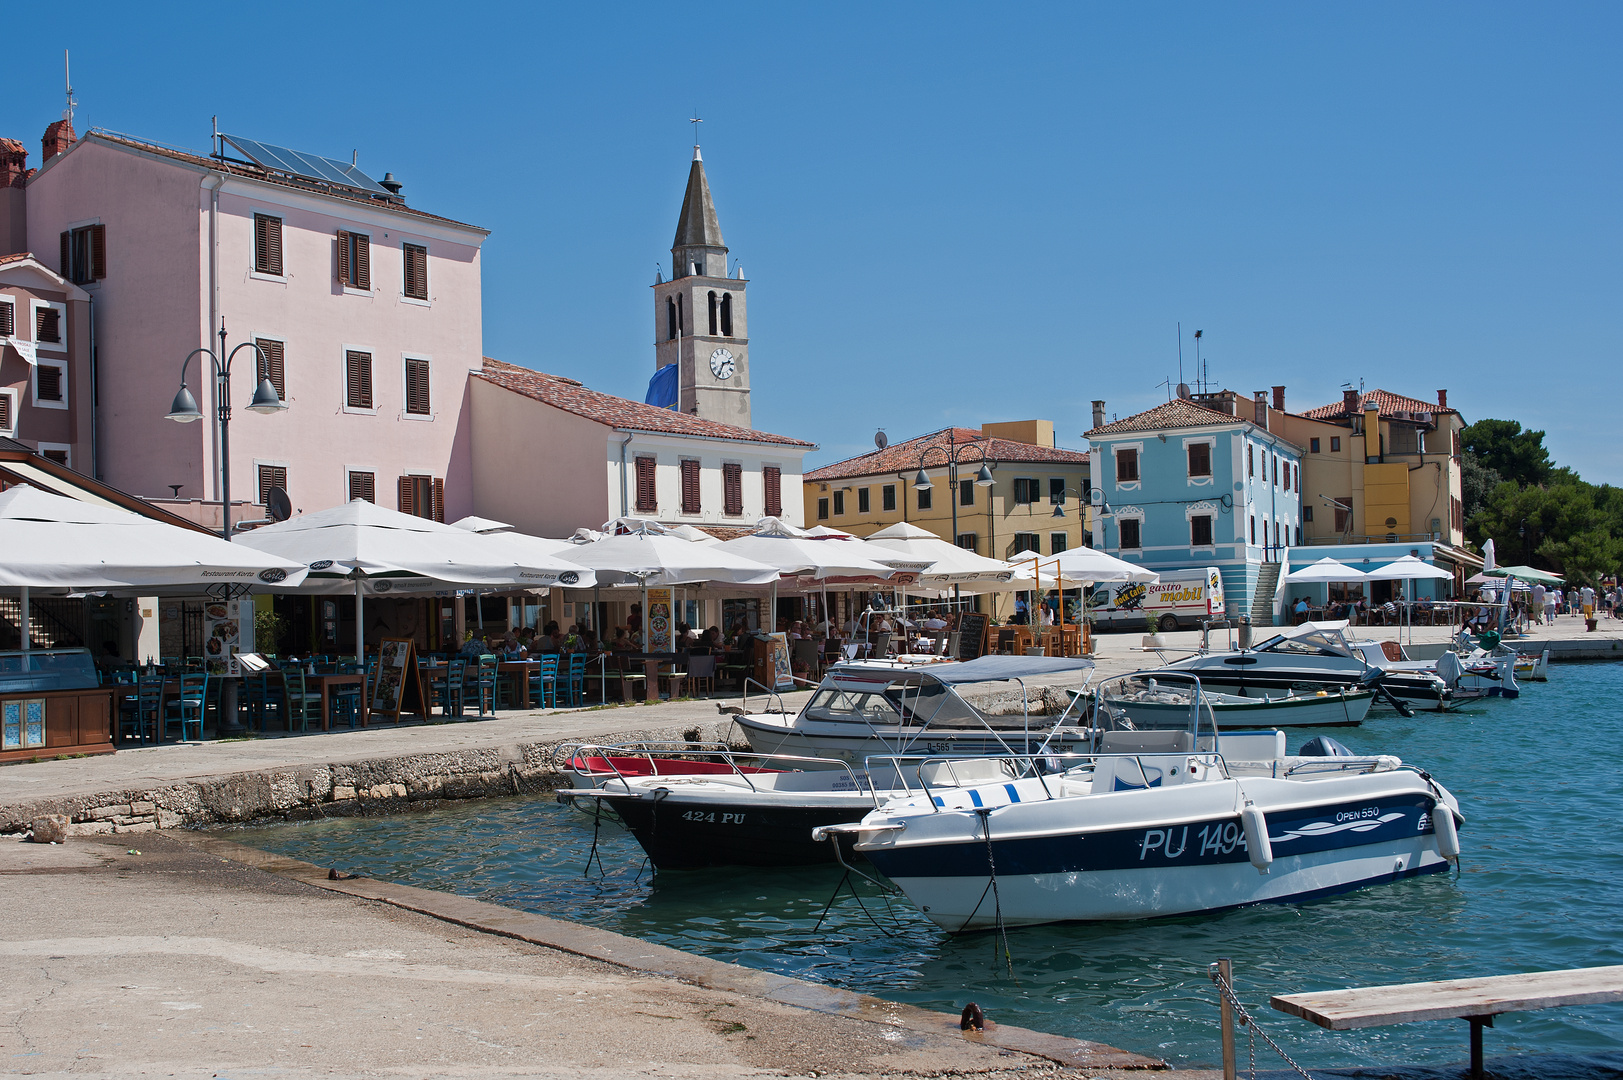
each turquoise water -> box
[235,663,1623,1071]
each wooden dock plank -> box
[1271,966,1623,1030]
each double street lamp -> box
[911,430,995,605]
[166,321,286,541]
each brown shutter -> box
[337,230,350,284]
[90,224,106,280]
[0,300,12,337]
[346,350,373,409]
[398,475,415,516]
[680,459,701,514]
[405,358,431,415]
[634,456,657,513]
[432,478,444,523]
[355,234,370,290]
[762,466,781,517]
[37,307,60,343]
[348,471,375,503]
[60,232,70,278]
[36,365,61,401]
[723,463,743,516]
[403,243,427,299]
[257,465,287,504]
[255,339,285,400]
[0,393,11,433]
[255,215,282,276]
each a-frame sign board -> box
[370,638,428,722]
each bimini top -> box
[916,654,1094,684]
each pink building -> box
[0,122,488,526]
[0,252,92,466]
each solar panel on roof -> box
[219,134,391,196]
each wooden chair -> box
[529,655,559,709]
[564,654,587,706]
[430,659,467,718]
[659,657,688,699]
[124,673,163,745]
[473,655,499,716]
[330,664,364,729]
[280,670,322,732]
[164,672,208,741]
[686,653,717,697]
[610,655,647,701]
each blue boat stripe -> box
[1005,784,1020,803]
[932,796,944,807]
[969,789,983,807]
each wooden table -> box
[1272,965,1623,1079]
[623,652,680,701]
[498,660,539,709]
[307,672,366,730]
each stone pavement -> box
[0,830,1172,1079]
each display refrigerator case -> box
[0,648,115,761]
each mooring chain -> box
[1208,964,1317,1080]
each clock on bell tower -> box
[652,144,751,429]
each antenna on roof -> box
[1194,329,1204,394]
[1155,376,1173,401]
[63,50,76,127]
[1177,321,1184,388]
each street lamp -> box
[911,429,996,607]
[167,321,286,541]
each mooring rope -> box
[973,808,1013,978]
[1208,963,1316,1080]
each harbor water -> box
[236,662,1623,1072]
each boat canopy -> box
[923,655,1094,684]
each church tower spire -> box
[652,143,751,428]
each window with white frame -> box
[0,296,13,337]
[1117,517,1142,549]
[33,358,68,410]
[0,388,16,436]
[33,301,66,349]
[37,443,70,468]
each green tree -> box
[1459,454,1501,522]
[1459,419,1555,488]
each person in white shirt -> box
[1532,583,1546,624]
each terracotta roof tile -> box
[1297,389,1458,421]
[804,427,1090,482]
[67,132,486,233]
[474,358,815,447]
[1084,399,1249,438]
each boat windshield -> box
[804,680,987,729]
[1096,674,1199,733]
[1250,628,1351,657]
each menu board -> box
[203,598,254,676]
[370,638,424,721]
[646,588,674,652]
[768,632,794,691]
[956,612,990,660]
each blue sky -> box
[4,4,1617,478]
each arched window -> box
[708,291,718,335]
[720,293,733,336]
[666,297,677,341]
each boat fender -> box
[1241,801,1272,873]
[1432,801,1461,860]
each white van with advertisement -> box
[1087,566,1226,632]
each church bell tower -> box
[653,145,751,428]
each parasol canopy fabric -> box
[1284,557,1370,583]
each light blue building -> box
[1085,393,1304,623]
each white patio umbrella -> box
[721,519,902,638]
[0,485,310,653]
[1008,548,1160,585]
[238,500,596,660]
[449,515,516,534]
[1362,555,1453,582]
[1283,557,1370,583]
[863,521,1017,586]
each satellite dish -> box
[1176,383,1191,400]
[874,430,889,450]
[267,487,292,522]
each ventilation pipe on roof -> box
[618,433,635,516]
[1437,389,1448,409]
[379,172,403,196]
[1091,400,1106,429]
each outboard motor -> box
[1298,735,1354,757]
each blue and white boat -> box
[821,676,1462,929]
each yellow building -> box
[1258,387,1467,547]
[803,421,1091,618]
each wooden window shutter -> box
[36,365,61,401]
[255,339,285,400]
[257,464,287,504]
[348,471,375,503]
[346,350,373,409]
[0,393,11,433]
[762,466,781,517]
[37,307,60,343]
[405,358,431,415]
[0,300,12,338]
[432,478,444,523]
[355,234,371,290]
[60,232,70,277]
[403,243,428,299]
[254,215,282,276]
[723,463,743,516]
[634,456,657,513]
[90,224,106,280]
[680,459,701,514]
[398,475,415,516]
[337,230,351,284]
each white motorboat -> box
[822,685,1462,929]
[1097,671,1375,729]
[733,655,1096,763]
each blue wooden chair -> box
[564,654,588,706]
[430,659,466,718]
[281,669,322,733]
[474,655,499,716]
[330,665,363,729]
[134,674,164,744]
[164,672,208,742]
[529,655,559,709]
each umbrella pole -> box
[18,586,28,653]
[355,580,364,667]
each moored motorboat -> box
[821,680,1462,929]
[1097,671,1374,729]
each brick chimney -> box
[1272,385,1285,412]
[0,139,27,188]
[41,120,76,164]
[1343,389,1360,415]
[1437,389,1448,410]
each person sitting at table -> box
[498,631,526,659]
[788,620,806,640]
[562,624,583,652]
[923,614,947,632]
[1293,596,1309,625]
[610,628,635,652]
[697,626,721,653]
[533,622,561,653]
[627,604,642,636]
[459,632,487,659]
